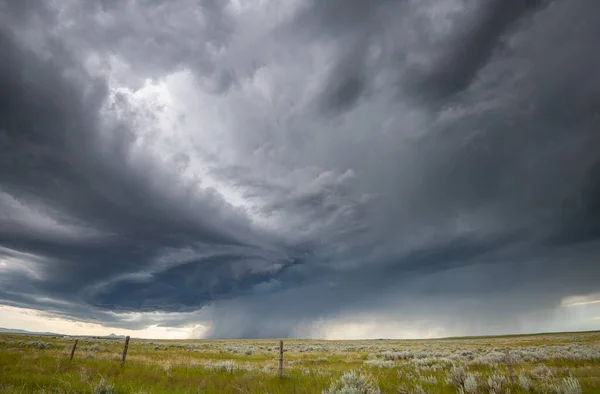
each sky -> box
[0,0,599,340]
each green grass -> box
[1,331,600,393]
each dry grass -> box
[1,331,599,393]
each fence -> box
[67,336,288,377]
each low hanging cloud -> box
[1,0,599,338]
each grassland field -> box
[1,331,600,393]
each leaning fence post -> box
[121,336,130,366]
[278,340,284,378]
[69,339,78,361]
[505,348,515,385]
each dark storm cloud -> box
[318,41,369,113]
[1,0,599,337]
[292,0,400,38]
[291,0,402,113]
[0,15,292,316]
[410,0,551,102]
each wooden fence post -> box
[121,336,130,366]
[69,339,78,361]
[505,348,515,385]
[278,340,284,378]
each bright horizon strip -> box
[0,305,208,339]
[562,300,600,307]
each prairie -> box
[1,331,599,393]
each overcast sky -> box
[1,0,599,339]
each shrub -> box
[514,349,547,363]
[404,372,418,382]
[519,373,532,391]
[413,385,427,394]
[323,370,380,394]
[91,378,115,394]
[487,373,508,393]
[531,365,553,380]
[545,377,582,394]
[463,374,478,394]
[559,377,582,394]
[382,351,413,360]
[446,366,468,388]
[27,341,52,350]
[364,359,395,368]
[474,351,506,365]
[206,360,239,373]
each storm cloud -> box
[1,0,599,338]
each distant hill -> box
[101,333,126,339]
[0,328,126,339]
[0,327,59,336]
